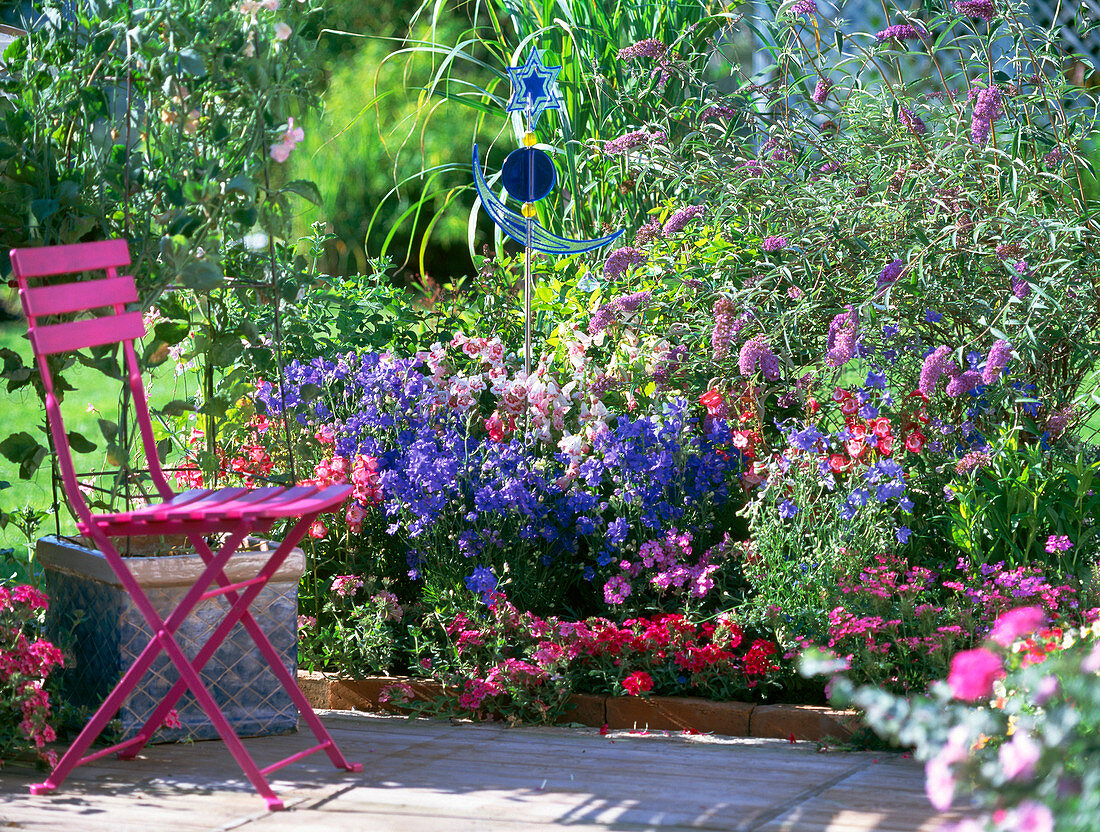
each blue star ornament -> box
[506,50,562,128]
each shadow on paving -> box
[0,711,964,832]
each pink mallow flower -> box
[924,725,970,811]
[1005,801,1054,832]
[947,647,1004,701]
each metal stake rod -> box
[523,99,533,380]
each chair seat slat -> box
[10,240,130,278]
[257,484,351,518]
[93,488,215,524]
[159,487,250,521]
[30,312,145,355]
[90,484,352,528]
[24,276,138,317]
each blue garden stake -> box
[473,48,624,377]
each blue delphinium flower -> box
[896,526,912,544]
[465,565,498,601]
[778,499,799,520]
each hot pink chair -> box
[11,239,361,810]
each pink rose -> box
[947,647,1004,701]
[988,606,1045,647]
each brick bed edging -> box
[296,671,861,742]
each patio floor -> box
[0,711,964,832]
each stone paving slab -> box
[0,711,962,832]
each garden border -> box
[296,672,860,742]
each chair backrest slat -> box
[9,239,130,278]
[29,311,146,355]
[22,276,139,317]
[11,239,176,512]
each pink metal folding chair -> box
[11,239,361,810]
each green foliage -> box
[0,0,326,507]
[946,428,1100,573]
[289,17,492,278]
[298,580,408,676]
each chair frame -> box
[11,240,360,811]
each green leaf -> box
[226,175,256,199]
[158,399,197,417]
[299,383,322,401]
[210,335,244,366]
[66,431,97,454]
[154,320,191,345]
[180,261,225,290]
[30,198,60,222]
[0,432,47,479]
[0,432,39,465]
[281,179,323,206]
[98,419,118,443]
[156,438,172,463]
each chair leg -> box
[126,519,360,774]
[34,528,289,810]
[32,528,249,794]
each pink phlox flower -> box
[1043,533,1072,553]
[988,605,1045,646]
[947,647,1004,700]
[270,117,304,163]
[330,574,364,597]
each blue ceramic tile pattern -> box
[45,568,299,743]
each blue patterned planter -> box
[38,535,303,743]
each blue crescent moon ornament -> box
[473,47,625,377]
[472,145,624,255]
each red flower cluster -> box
[622,670,654,696]
[827,388,928,470]
[1,585,64,767]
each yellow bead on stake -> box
[522,131,538,147]
[521,202,537,218]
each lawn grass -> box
[0,319,180,555]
